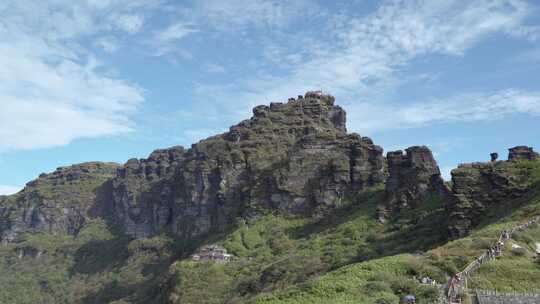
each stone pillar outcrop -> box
[381,146,447,219]
[508,146,539,161]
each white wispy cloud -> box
[186,0,540,128]
[157,22,198,43]
[194,0,319,30]
[152,22,198,56]
[2,0,538,154]
[0,1,149,152]
[151,0,321,57]
[0,185,21,196]
[347,89,540,133]
[112,14,145,33]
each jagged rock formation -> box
[380,146,448,219]
[111,91,386,238]
[0,90,535,247]
[508,146,539,161]
[0,162,119,244]
[447,147,539,238]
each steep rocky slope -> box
[0,162,119,244]
[448,147,540,238]
[111,91,386,238]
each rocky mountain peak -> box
[226,91,346,143]
[111,91,385,238]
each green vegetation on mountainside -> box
[469,226,540,292]
[252,254,442,304]
[165,186,450,304]
[0,219,174,304]
[246,161,540,303]
[429,176,540,293]
[1,161,539,303]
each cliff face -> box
[380,146,448,220]
[447,146,540,238]
[0,162,120,244]
[111,91,387,238]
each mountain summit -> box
[111,91,386,238]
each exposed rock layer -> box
[447,147,539,238]
[382,146,448,219]
[0,162,120,244]
[111,92,387,238]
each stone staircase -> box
[447,215,540,304]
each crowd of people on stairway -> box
[447,215,540,304]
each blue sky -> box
[1,0,540,194]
